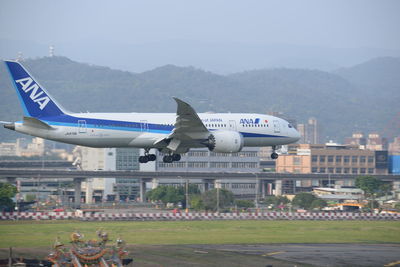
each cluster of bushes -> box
[146,185,236,211]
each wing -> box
[154,98,210,153]
[172,97,209,139]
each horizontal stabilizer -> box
[23,116,55,130]
[0,121,12,124]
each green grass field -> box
[0,220,399,248]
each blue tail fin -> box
[4,60,66,118]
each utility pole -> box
[185,179,189,212]
[216,185,220,213]
[328,173,331,188]
[254,173,259,209]
[216,180,220,213]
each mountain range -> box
[0,56,399,143]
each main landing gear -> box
[138,149,157,163]
[138,149,182,164]
[271,146,279,160]
[162,154,181,163]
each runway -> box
[1,243,399,266]
[188,243,400,267]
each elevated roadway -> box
[0,168,399,181]
[0,160,72,169]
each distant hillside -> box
[0,56,399,143]
[334,57,400,139]
[334,57,400,91]
[334,57,400,106]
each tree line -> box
[145,185,328,212]
[145,176,396,212]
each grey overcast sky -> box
[1,0,399,49]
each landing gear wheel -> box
[172,154,181,162]
[139,156,149,163]
[163,155,173,163]
[148,154,157,161]
[271,152,279,160]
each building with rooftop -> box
[276,143,389,175]
[345,132,367,148]
[389,137,400,155]
[141,147,260,173]
[297,117,320,144]
[313,187,363,202]
[366,133,388,151]
[140,147,261,197]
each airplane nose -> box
[292,129,301,142]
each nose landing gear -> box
[271,152,279,159]
[271,146,279,159]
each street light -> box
[215,180,221,213]
[316,172,332,188]
[253,173,259,209]
[328,173,331,188]
[185,179,189,212]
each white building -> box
[75,147,116,203]
[17,137,45,157]
[0,142,17,156]
[0,137,45,157]
[74,146,140,202]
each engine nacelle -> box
[207,130,244,153]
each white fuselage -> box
[14,112,300,149]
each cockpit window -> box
[288,124,293,128]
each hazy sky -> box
[1,0,400,50]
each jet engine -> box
[206,130,244,153]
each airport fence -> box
[1,211,399,221]
[0,211,74,220]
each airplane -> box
[2,60,300,163]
